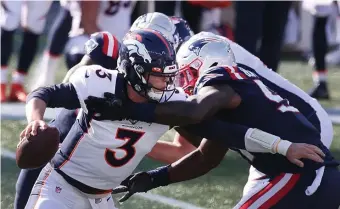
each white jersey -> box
[53,65,187,191]
[68,0,132,40]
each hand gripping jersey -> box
[51,65,187,192]
[194,66,339,176]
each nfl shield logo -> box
[95,198,102,204]
[55,186,62,193]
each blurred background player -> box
[29,0,73,91]
[130,12,180,50]
[0,0,52,102]
[32,0,133,90]
[234,1,292,72]
[303,0,335,100]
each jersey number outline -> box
[225,65,299,113]
[254,80,299,113]
[105,1,131,16]
[95,69,112,81]
[105,128,145,167]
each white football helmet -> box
[175,33,236,94]
[130,12,179,50]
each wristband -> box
[147,165,171,188]
[276,140,292,156]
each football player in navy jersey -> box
[100,37,340,208]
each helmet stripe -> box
[112,34,119,59]
[102,32,109,56]
[102,32,118,58]
[143,28,172,55]
[105,32,114,57]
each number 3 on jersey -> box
[105,128,145,167]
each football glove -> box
[84,92,126,121]
[112,165,170,202]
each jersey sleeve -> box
[84,31,120,70]
[69,65,118,113]
[194,66,232,94]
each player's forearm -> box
[25,98,47,122]
[184,119,290,155]
[167,139,227,183]
[145,139,227,188]
[168,149,221,183]
[147,141,195,164]
[153,100,213,125]
[126,99,222,126]
[126,86,236,126]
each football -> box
[16,126,60,169]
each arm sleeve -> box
[26,83,80,109]
[194,67,232,94]
[182,119,248,150]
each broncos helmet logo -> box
[124,39,152,64]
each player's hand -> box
[85,92,126,121]
[112,172,155,203]
[286,143,325,167]
[19,120,48,140]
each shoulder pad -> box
[194,66,230,94]
[84,31,120,70]
[69,65,119,112]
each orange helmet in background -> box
[188,1,232,9]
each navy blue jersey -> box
[237,63,322,132]
[84,32,120,70]
[194,66,338,176]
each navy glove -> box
[84,92,126,121]
[112,166,170,202]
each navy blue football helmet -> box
[170,16,194,51]
[118,29,178,102]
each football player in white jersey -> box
[14,16,193,208]
[22,29,184,209]
[14,31,122,209]
[33,0,133,90]
[1,0,52,102]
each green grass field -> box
[1,52,340,209]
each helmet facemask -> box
[175,58,202,95]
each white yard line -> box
[1,148,205,209]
